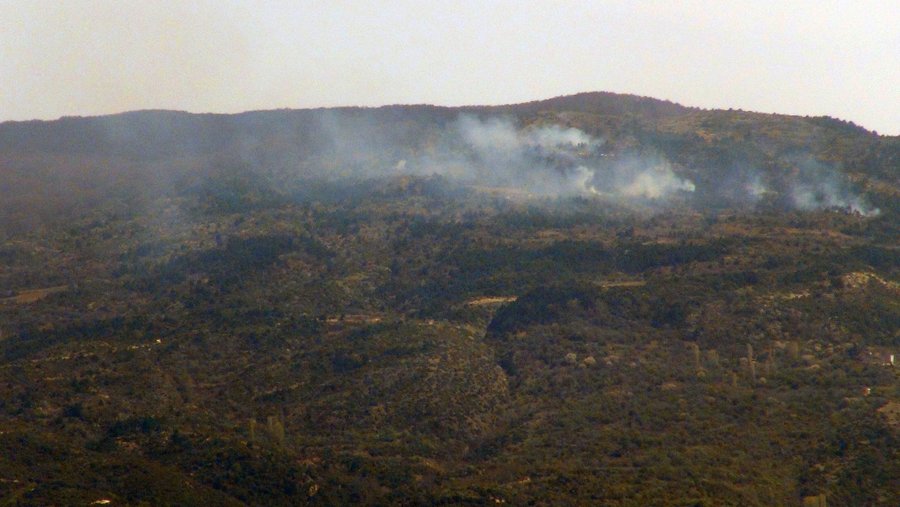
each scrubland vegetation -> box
[0,93,897,505]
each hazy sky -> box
[2,1,898,134]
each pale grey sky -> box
[2,1,898,134]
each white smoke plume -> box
[449,115,602,195]
[579,153,696,202]
[744,176,769,200]
[305,112,697,201]
[789,159,879,216]
[449,115,695,200]
[618,164,696,199]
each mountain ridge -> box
[0,90,888,137]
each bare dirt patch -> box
[596,280,646,288]
[465,296,518,306]
[1,285,68,304]
[877,401,900,429]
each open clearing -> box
[1,285,68,304]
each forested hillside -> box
[0,92,897,505]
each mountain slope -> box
[0,92,897,505]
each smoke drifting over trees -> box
[0,92,890,223]
[788,157,880,216]
[0,92,896,506]
[310,112,877,214]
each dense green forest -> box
[0,92,897,505]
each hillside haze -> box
[0,92,898,505]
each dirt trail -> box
[596,280,646,288]
[465,296,518,306]
[1,285,68,304]
[325,314,383,325]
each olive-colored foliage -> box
[0,94,897,505]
